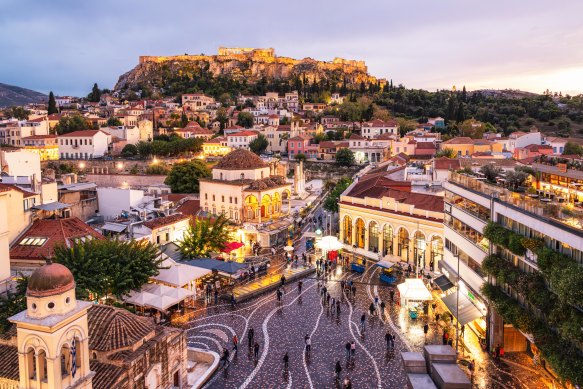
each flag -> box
[71,338,77,378]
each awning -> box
[221,242,245,253]
[101,222,127,233]
[434,275,455,292]
[151,263,211,287]
[441,292,484,326]
[375,260,395,269]
[32,202,71,211]
[397,278,432,301]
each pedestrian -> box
[335,360,342,379]
[435,313,440,323]
[336,300,341,315]
[360,314,366,332]
[327,294,331,306]
[276,288,282,302]
[380,300,386,315]
[283,352,289,370]
[344,377,352,389]
[461,324,465,337]
[468,359,475,384]
[350,341,356,357]
[374,294,379,306]
[423,323,429,339]
[345,341,351,359]
[352,285,356,298]
[389,288,394,302]
[444,331,450,346]
[298,280,303,293]
[254,341,260,359]
[331,297,336,307]
[369,302,376,316]
[214,289,219,305]
[281,275,286,286]
[431,302,437,312]
[407,263,412,274]
[305,334,311,353]
[230,293,236,307]
[385,331,392,348]
[248,328,254,348]
[232,334,238,352]
[390,333,395,349]
[221,348,230,368]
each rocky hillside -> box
[0,83,46,107]
[114,51,384,99]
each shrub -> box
[483,221,509,246]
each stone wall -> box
[83,173,167,188]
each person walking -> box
[360,313,366,332]
[351,285,356,298]
[280,275,286,287]
[468,359,475,384]
[214,289,219,305]
[305,334,311,353]
[232,334,239,352]
[423,323,429,341]
[248,328,254,348]
[327,293,331,306]
[335,360,342,380]
[494,344,501,361]
[230,293,236,307]
[389,288,395,303]
[461,324,465,337]
[380,301,386,316]
[374,294,379,307]
[369,302,376,316]
[385,331,392,348]
[435,313,440,323]
[254,341,260,360]
[345,341,351,359]
[350,341,356,357]
[336,300,341,315]
[298,280,303,293]
[221,348,230,368]
[276,288,282,302]
[283,352,289,370]
[390,333,395,349]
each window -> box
[212,195,215,201]
[229,197,232,203]
[235,198,238,204]
[205,193,208,200]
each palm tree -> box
[179,214,232,258]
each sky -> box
[1,0,583,97]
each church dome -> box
[214,149,268,170]
[27,263,75,298]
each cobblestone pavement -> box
[184,261,548,389]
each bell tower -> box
[9,263,94,389]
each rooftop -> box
[143,213,190,230]
[214,149,268,170]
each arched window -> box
[355,219,365,249]
[60,345,70,377]
[26,347,36,380]
[368,221,379,253]
[220,172,223,180]
[398,228,410,262]
[383,225,393,256]
[38,349,47,382]
[240,173,245,180]
[414,231,426,269]
[343,216,352,245]
[430,236,443,271]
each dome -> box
[214,149,268,170]
[27,263,75,298]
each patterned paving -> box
[185,262,547,389]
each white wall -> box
[0,192,10,282]
[0,149,41,179]
[58,132,110,159]
[96,187,144,218]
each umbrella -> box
[123,290,158,307]
[164,287,195,301]
[221,242,245,253]
[284,245,294,252]
[144,283,175,296]
[151,264,211,287]
[145,295,181,312]
[315,236,343,251]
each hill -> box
[114,47,384,101]
[0,83,47,107]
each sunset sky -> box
[1,0,582,96]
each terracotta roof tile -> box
[143,213,190,230]
[176,199,201,218]
[9,217,104,261]
[90,360,128,389]
[0,345,18,381]
[434,157,461,170]
[215,149,267,170]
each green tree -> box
[145,164,170,175]
[164,160,211,193]
[249,134,269,155]
[216,107,228,130]
[435,147,456,158]
[87,83,101,102]
[335,148,355,166]
[236,112,254,128]
[121,144,138,157]
[563,141,583,156]
[136,141,153,157]
[480,164,503,183]
[6,106,30,120]
[323,178,353,213]
[106,117,123,127]
[0,275,28,332]
[47,91,58,114]
[54,114,91,134]
[295,153,307,162]
[179,214,231,258]
[54,239,163,300]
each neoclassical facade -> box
[339,169,444,271]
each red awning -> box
[221,242,245,253]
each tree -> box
[505,169,530,190]
[236,112,254,128]
[335,148,355,166]
[0,275,28,332]
[145,164,170,175]
[47,91,58,114]
[121,144,138,157]
[179,214,231,258]
[249,134,269,155]
[563,141,583,156]
[87,83,101,102]
[54,114,91,134]
[54,239,163,300]
[295,153,307,161]
[106,117,123,127]
[323,178,353,213]
[435,147,456,158]
[5,106,30,120]
[164,160,211,193]
[479,164,502,183]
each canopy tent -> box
[163,287,195,301]
[375,260,395,269]
[144,283,176,296]
[441,292,484,326]
[144,295,181,312]
[221,242,245,253]
[184,258,247,277]
[434,275,455,293]
[124,290,158,306]
[397,278,432,306]
[315,236,343,251]
[151,263,211,287]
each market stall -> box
[397,278,432,319]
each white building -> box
[0,149,41,180]
[226,131,258,149]
[58,130,111,159]
[96,187,145,219]
[361,119,399,139]
[101,125,141,144]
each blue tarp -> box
[183,258,247,275]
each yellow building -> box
[202,136,232,157]
[22,135,59,161]
[440,137,503,158]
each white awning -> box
[376,260,395,269]
[123,290,158,307]
[397,278,432,302]
[144,295,181,312]
[151,263,211,287]
[441,292,484,326]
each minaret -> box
[10,263,94,389]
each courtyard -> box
[184,263,548,389]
